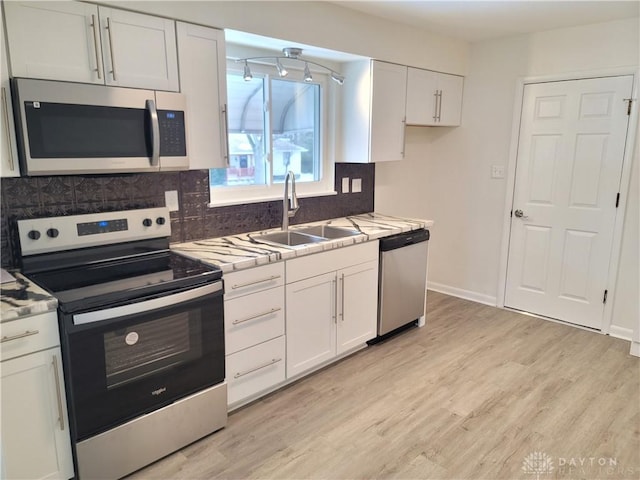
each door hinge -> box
[603,289,608,304]
[615,192,620,208]
[624,98,633,116]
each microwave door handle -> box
[146,99,160,167]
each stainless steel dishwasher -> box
[377,229,430,337]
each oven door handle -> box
[72,282,222,325]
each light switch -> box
[165,190,179,211]
[352,178,362,193]
[342,177,350,193]
[491,165,505,179]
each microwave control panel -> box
[158,110,187,157]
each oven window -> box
[104,313,202,389]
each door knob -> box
[514,209,528,219]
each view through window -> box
[210,70,322,197]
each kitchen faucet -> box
[282,171,300,231]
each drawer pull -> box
[52,355,65,431]
[232,307,282,325]
[234,358,282,379]
[1,330,40,343]
[231,275,281,290]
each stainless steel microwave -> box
[12,78,189,175]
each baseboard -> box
[631,341,640,358]
[608,325,634,341]
[427,281,497,307]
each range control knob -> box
[156,217,166,226]
[27,230,41,240]
[46,228,59,238]
[142,218,153,227]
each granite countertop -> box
[172,212,433,273]
[0,272,58,322]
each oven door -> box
[62,282,224,441]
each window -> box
[209,61,335,206]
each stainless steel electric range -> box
[17,207,226,479]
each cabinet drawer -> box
[224,263,284,300]
[226,336,285,406]
[1,311,60,362]
[225,287,285,355]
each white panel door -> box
[176,22,228,169]
[370,61,407,162]
[3,1,103,84]
[437,73,464,126]
[99,7,179,91]
[1,348,74,480]
[1,7,20,177]
[286,272,336,378]
[505,76,634,329]
[336,260,378,354]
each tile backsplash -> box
[0,163,374,268]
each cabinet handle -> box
[400,117,406,158]
[105,17,117,81]
[232,307,281,325]
[52,355,65,431]
[433,91,439,121]
[339,273,345,321]
[234,358,282,379]
[231,275,281,290]
[221,104,231,166]
[437,90,443,122]
[90,14,102,80]
[1,329,39,343]
[332,278,337,323]
[1,87,15,171]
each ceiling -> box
[333,1,640,43]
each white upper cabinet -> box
[406,68,463,126]
[176,22,228,170]
[341,60,407,163]
[99,7,178,91]
[1,7,19,177]
[370,61,408,163]
[4,2,179,91]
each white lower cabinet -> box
[1,312,74,480]
[224,263,286,408]
[286,242,379,379]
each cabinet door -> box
[437,73,464,126]
[1,348,74,480]
[405,67,439,126]
[1,9,19,177]
[3,1,102,84]
[286,272,337,378]
[337,260,379,354]
[370,61,407,162]
[176,22,228,169]
[99,7,179,91]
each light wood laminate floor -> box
[129,292,640,480]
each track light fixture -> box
[236,47,345,85]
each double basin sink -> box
[254,225,362,247]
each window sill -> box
[207,190,338,208]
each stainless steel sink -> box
[253,230,326,247]
[295,225,362,239]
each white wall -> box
[376,18,639,334]
[105,1,468,75]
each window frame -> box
[208,60,336,207]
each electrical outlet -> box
[491,165,505,179]
[352,178,362,193]
[342,177,350,193]
[165,190,179,211]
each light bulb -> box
[243,61,252,81]
[304,63,313,83]
[276,58,288,77]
